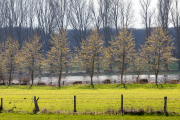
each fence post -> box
[74,95,77,112]
[34,96,39,111]
[121,94,123,114]
[0,98,3,111]
[164,96,167,113]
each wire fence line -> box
[1,95,180,114]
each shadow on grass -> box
[87,84,95,89]
[115,83,126,88]
[29,85,33,89]
[156,84,164,89]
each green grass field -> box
[0,113,180,120]
[0,84,180,119]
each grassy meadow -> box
[0,113,180,120]
[0,84,180,113]
[0,84,180,119]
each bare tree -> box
[36,0,58,50]
[25,0,37,38]
[68,0,92,49]
[55,0,69,31]
[111,0,120,35]
[139,0,155,71]
[15,0,29,47]
[139,0,154,38]
[157,0,172,70]
[119,0,134,28]
[157,0,172,30]
[97,0,113,46]
[90,0,102,31]
[3,0,17,38]
[170,0,180,70]
[0,1,6,42]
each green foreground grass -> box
[0,84,180,119]
[0,113,180,120]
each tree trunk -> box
[137,74,140,83]
[147,55,151,71]
[31,71,34,86]
[65,63,68,74]
[9,55,13,86]
[90,75,93,85]
[164,61,169,71]
[38,65,41,82]
[120,71,123,84]
[9,70,12,86]
[109,63,112,73]
[91,56,95,85]
[155,73,158,85]
[58,72,62,88]
[0,69,4,84]
[97,62,100,74]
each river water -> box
[11,74,180,85]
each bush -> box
[170,80,179,84]
[139,79,148,84]
[103,79,111,84]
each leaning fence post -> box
[34,96,39,112]
[74,95,77,112]
[0,98,3,111]
[121,94,123,114]
[164,96,167,113]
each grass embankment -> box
[0,84,180,119]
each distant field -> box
[0,84,180,114]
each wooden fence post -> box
[164,96,167,113]
[0,98,3,111]
[74,95,77,112]
[34,96,39,111]
[121,94,123,114]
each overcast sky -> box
[132,0,158,29]
[92,0,160,29]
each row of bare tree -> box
[0,0,179,46]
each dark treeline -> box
[0,26,177,55]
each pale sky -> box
[132,0,158,29]
[93,0,159,29]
